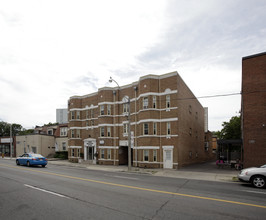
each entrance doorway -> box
[84,138,96,164]
[88,147,94,160]
[163,146,173,169]
[118,146,128,165]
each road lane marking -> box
[1,163,266,209]
[24,184,69,198]
[241,190,266,195]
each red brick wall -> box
[68,72,208,168]
[242,52,266,167]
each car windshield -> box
[30,154,44,158]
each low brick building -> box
[68,71,211,168]
[0,136,16,157]
[242,52,266,167]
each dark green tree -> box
[219,116,241,139]
[18,128,34,135]
[0,121,23,136]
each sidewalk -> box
[47,159,239,183]
[1,157,239,183]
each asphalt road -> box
[0,159,265,220]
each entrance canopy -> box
[217,139,242,162]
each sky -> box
[0,0,266,131]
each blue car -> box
[16,153,48,167]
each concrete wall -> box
[16,135,55,157]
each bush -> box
[54,151,68,159]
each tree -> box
[0,121,23,136]
[219,116,241,139]
[18,128,34,135]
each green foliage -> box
[219,116,241,139]
[54,151,68,159]
[18,129,34,135]
[212,130,222,139]
[0,121,23,136]
[44,122,59,126]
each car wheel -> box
[27,161,30,167]
[42,165,46,168]
[16,160,20,166]
[251,175,266,188]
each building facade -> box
[16,134,55,157]
[54,123,68,152]
[242,52,266,167]
[56,109,68,124]
[68,71,209,168]
[16,124,68,157]
[0,136,16,157]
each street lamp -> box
[109,77,131,171]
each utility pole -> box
[10,123,12,158]
[127,98,131,171]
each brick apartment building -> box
[68,71,213,169]
[242,52,266,167]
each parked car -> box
[238,164,266,188]
[16,153,48,167]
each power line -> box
[197,92,241,99]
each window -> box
[86,110,89,119]
[71,149,75,157]
[107,127,111,137]
[144,150,149,161]
[101,149,104,159]
[100,127,104,137]
[91,109,94,118]
[204,142,209,151]
[71,111,75,120]
[77,149,80,157]
[189,128,192,136]
[100,105,104,115]
[166,95,170,108]
[143,97,148,109]
[153,123,157,135]
[107,105,111,115]
[153,96,156,108]
[60,127,67,136]
[32,146,37,153]
[76,129,80,138]
[153,150,157,162]
[62,142,66,151]
[123,103,129,113]
[107,149,111,159]
[123,123,129,135]
[143,123,149,135]
[71,130,75,138]
[167,122,171,135]
[47,129,53,135]
[189,105,192,114]
[76,111,80,119]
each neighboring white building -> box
[56,108,68,124]
[204,107,208,133]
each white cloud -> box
[0,0,265,130]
